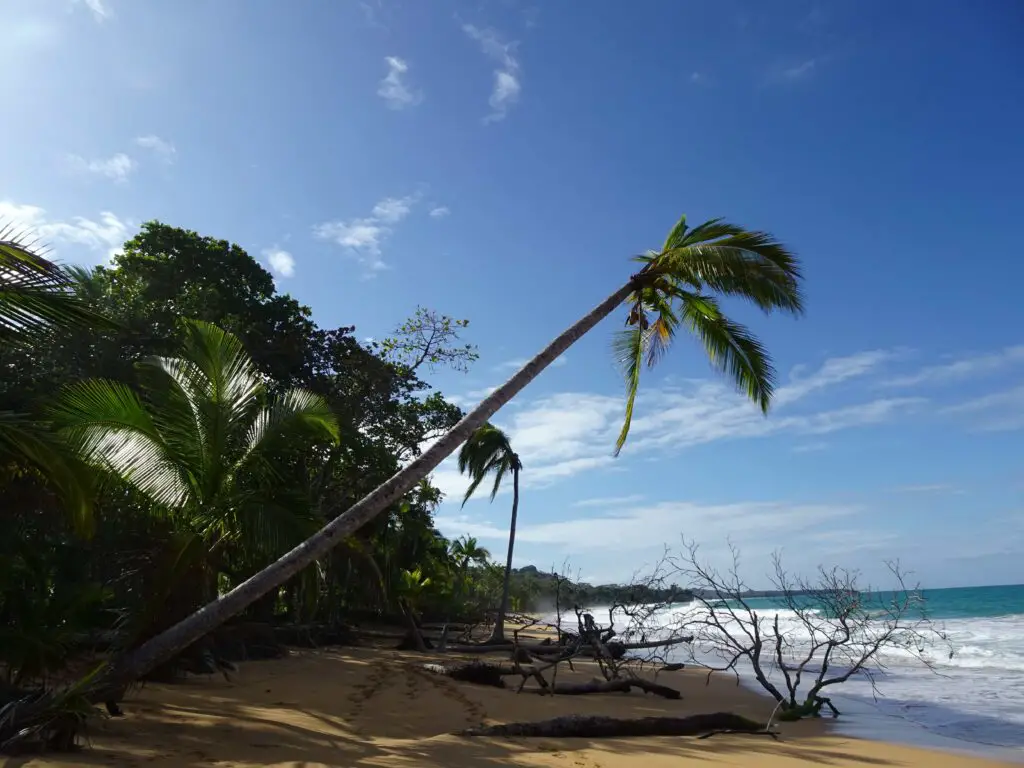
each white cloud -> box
[73,0,110,21]
[942,386,1024,432]
[377,56,423,110]
[135,135,176,164]
[263,247,295,278]
[66,152,135,183]
[462,24,521,123]
[437,352,929,497]
[884,346,1024,388]
[437,498,861,553]
[371,196,414,223]
[429,206,450,219]
[314,194,417,275]
[0,200,131,263]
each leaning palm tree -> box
[47,319,340,653]
[4,213,801,723]
[458,424,521,642]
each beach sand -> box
[20,640,1017,768]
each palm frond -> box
[661,213,688,251]
[0,412,96,537]
[49,379,193,508]
[0,228,115,345]
[611,326,646,456]
[457,423,518,505]
[658,218,804,314]
[239,388,340,472]
[678,292,776,412]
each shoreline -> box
[22,640,1024,767]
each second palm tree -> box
[458,424,521,643]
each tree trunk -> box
[67,282,637,699]
[459,713,770,738]
[488,465,519,643]
[533,677,681,699]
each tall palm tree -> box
[458,424,521,642]
[38,213,802,704]
[48,319,340,645]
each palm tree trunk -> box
[95,281,637,688]
[488,465,519,643]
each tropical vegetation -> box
[0,213,802,749]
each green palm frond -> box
[609,214,801,453]
[0,412,96,537]
[658,218,804,314]
[242,388,340,462]
[49,379,193,508]
[457,423,520,506]
[678,292,776,412]
[0,226,115,344]
[612,327,647,456]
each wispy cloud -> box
[73,0,110,22]
[775,350,893,406]
[942,386,1024,432]
[135,135,176,165]
[778,59,817,81]
[892,484,961,495]
[572,494,647,509]
[884,346,1024,388]
[262,247,295,278]
[429,206,450,219]
[438,498,862,553]
[314,194,418,276]
[0,200,131,263]
[377,56,423,110]
[462,24,521,123]
[65,152,135,183]
[792,442,828,453]
[432,352,929,499]
[494,355,567,372]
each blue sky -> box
[4,0,1023,589]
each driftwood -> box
[422,662,681,699]
[529,677,681,699]
[459,712,775,739]
[446,635,692,659]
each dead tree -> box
[668,541,952,721]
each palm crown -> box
[456,423,521,505]
[49,319,341,557]
[615,215,804,453]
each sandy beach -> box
[17,638,1018,768]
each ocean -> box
[731,584,1024,761]
[552,583,1024,762]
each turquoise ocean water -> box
[695,584,1024,759]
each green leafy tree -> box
[458,424,521,642]
[27,213,801,708]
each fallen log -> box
[423,662,509,688]
[531,677,681,699]
[459,712,774,739]
[445,635,692,659]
